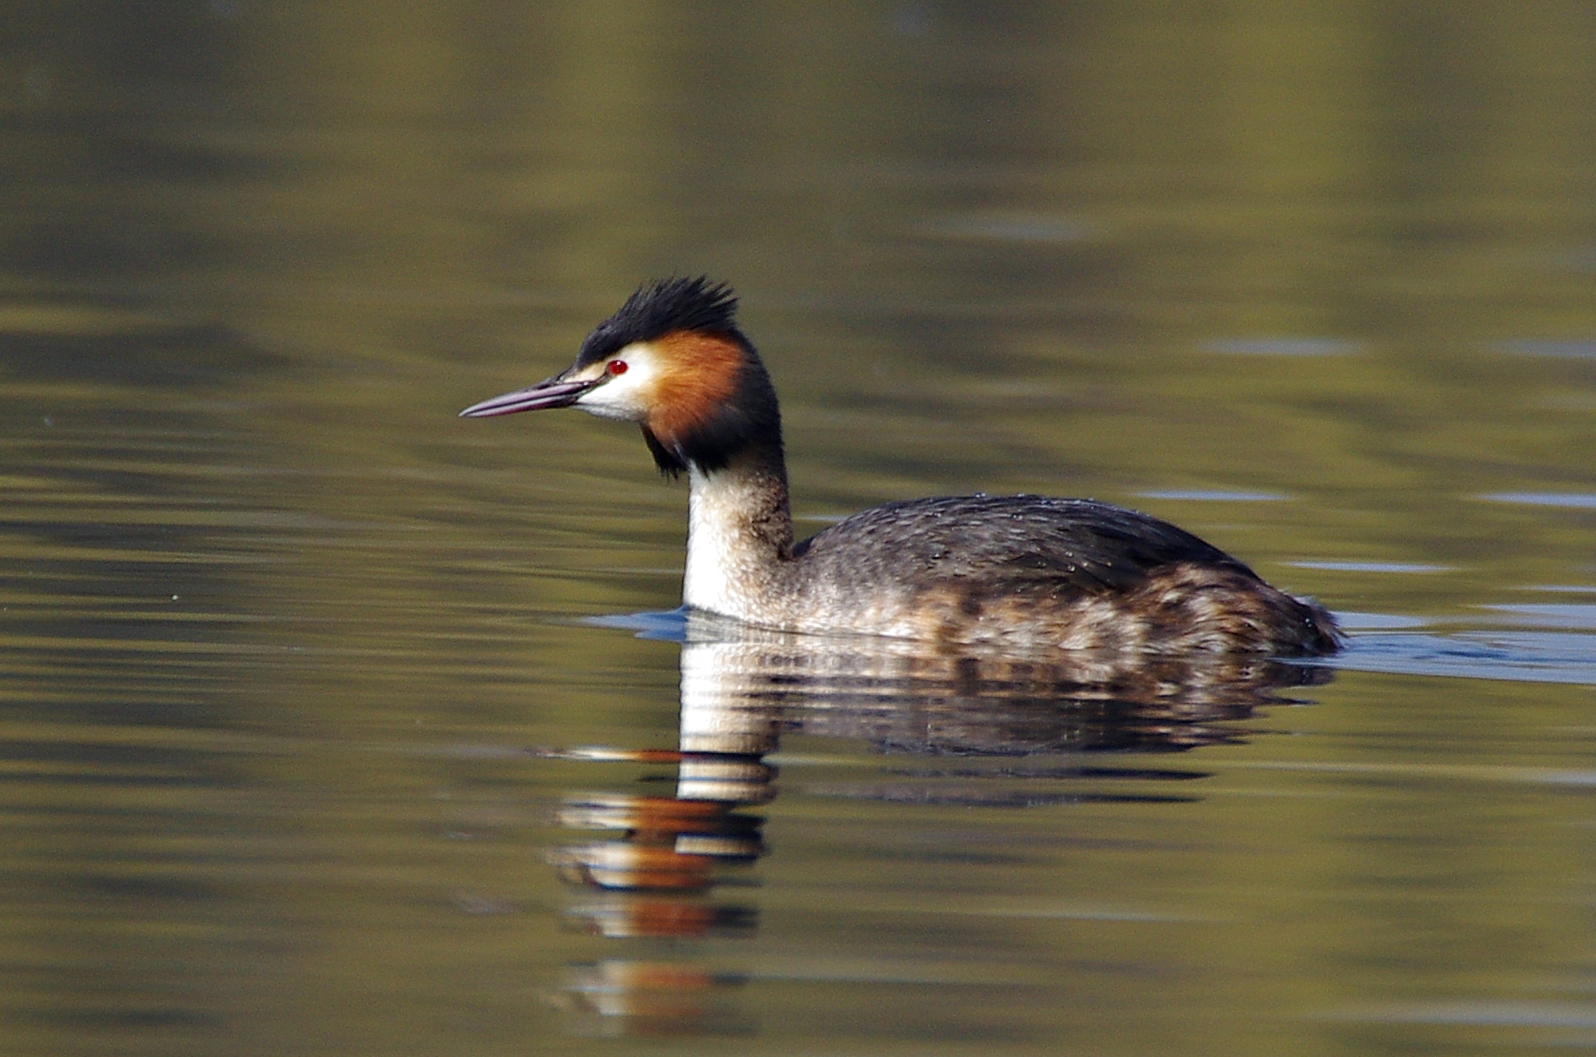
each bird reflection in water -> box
[547,610,1333,1035]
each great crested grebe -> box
[461,277,1340,656]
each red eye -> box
[607,359,628,376]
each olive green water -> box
[3,3,1596,1055]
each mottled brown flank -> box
[646,330,745,449]
[905,562,1340,655]
[784,494,1339,656]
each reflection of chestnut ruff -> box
[554,959,749,1030]
[553,791,766,892]
[547,730,766,1032]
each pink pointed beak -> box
[458,373,601,417]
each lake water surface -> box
[3,4,1596,1055]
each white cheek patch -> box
[573,342,659,422]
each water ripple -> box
[1479,492,1596,509]
[1333,630,1596,686]
[1136,489,1287,502]
[1498,339,1596,359]
[1202,337,1358,356]
[1291,560,1453,574]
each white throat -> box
[682,463,787,621]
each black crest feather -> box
[576,276,741,366]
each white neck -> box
[682,455,792,621]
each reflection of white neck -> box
[676,632,783,803]
[677,635,782,758]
